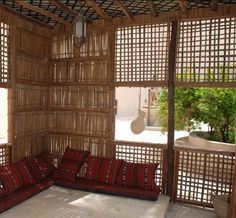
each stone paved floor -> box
[166,202,217,218]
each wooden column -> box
[229,157,236,218]
[167,21,178,197]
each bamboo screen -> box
[48,28,115,159]
[114,23,171,86]
[176,17,236,86]
[173,149,235,207]
[0,22,10,86]
[13,27,50,161]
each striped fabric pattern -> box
[117,162,159,190]
[0,161,36,193]
[85,155,124,184]
[53,147,90,182]
[24,156,50,180]
[0,187,9,197]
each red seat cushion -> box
[0,178,54,214]
[85,155,124,184]
[53,147,90,182]
[0,161,36,193]
[117,162,159,190]
[55,177,160,201]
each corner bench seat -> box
[0,178,54,214]
[55,177,160,201]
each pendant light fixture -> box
[73,14,86,48]
[130,88,146,134]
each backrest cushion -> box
[85,155,124,185]
[117,162,159,190]
[0,161,36,193]
[24,155,50,180]
[53,147,90,182]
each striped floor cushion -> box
[85,155,124,185]
[117,162,159,190]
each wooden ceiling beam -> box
[146,0,158,17]
[51,0,78,18]
[179,0,188,16]
[84,0,112,20]
[211,0,219,11]
[15,0,70,27]
[114,0,133,20]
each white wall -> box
[116,87,148,119]
[0,88,8,142]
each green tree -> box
[157,87,236,143]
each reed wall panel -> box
[173,149,235,207]
[15,84,48,110]
[10,22,50,161]
[52,29,109,59]
[48,111,110,138]
[16,55,49,82]
[49,86,113,110]
[46,134,114,160]
[15,27,50,58]
[14,111,47,136]
[52,60,110,84]
[49,27,115,159]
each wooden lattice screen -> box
[173,148,235,207]
[114,22,171,86]
[0,22,10,86]
[176,17,236,86]
[115,140,167,193]
[0,143,11,165]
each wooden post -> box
[167,21,178,197]
[229,157,236,218]
[147,89,151,126]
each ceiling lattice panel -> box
[1,0,236,27]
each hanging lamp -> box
[73,14,86,48]
[130,88,146,134]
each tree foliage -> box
[157,87,236,143]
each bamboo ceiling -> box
[1,0,236,27]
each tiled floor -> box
[166,202,217,218]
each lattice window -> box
[115,23,171,85]
[176,17,236,85]
[0,22,10,85]
[115,141,167,193]
[174,150,235,207]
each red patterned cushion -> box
[24,155,50,180]
[40,151,55,174]
[117,162,159,190]
[0,161,36,193]
[0,187,9,197]
[14,161,36,186]
[85,155,124,184]
[53,147,90,182]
